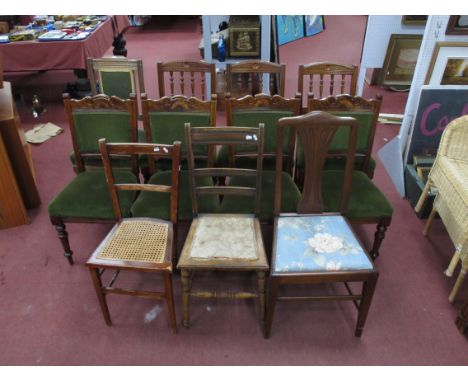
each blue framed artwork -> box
[304,16,325,37]
[276,16,305,45]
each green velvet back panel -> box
[232,110,294,153]
[72,111,132,153]
[148,112,211,155]
[296,111,374,167]
[328,111,374,151]
[99,71,134,99]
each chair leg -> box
[449,268,467,303]
[50,216,74,265]
[423,207,437,236]
[415,181,432,213]
[369,217,391,260]
[88,267,112,326]
[264,277,280,339]
[445,251,461,277]
[257,271,266,325]
[355,272,379,337]
[163,273,177,334]
[180,268,192,328]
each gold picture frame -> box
[380,34,423,86]
[425,41,468,85]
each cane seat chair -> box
[48,94,139,264]
[226,60,286,99]
[297,62,358,110]
[86,139,181,332]
[157,60,216,100]
[264,111,379,339]
[415,115,468,302]
[134,94,219,221]
[177,125,268,332]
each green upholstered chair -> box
[87,56,145,101]
[264,111,379,339]
[86,139,181,332]
[217,94,301,173]
[157,60,216,100]
[295,94,382,185]
[226,60,286,99]
[48,94,139,265]
[135,95,219,221]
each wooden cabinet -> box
[0,81,40,229]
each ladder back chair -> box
[297,62,358,109]
[157,60,216,100]
[226,60,286,99]
[264,111,379,339]
[177,125,268,333]
[134,94,219,221]
[48,94,139,265]
[86,139,181,332]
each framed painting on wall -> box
[380,34,423,86]
[276,16,304,45]
[425,42,468,85]
[401,15,428,26]
[445,16,468,35]
[304,16,325,37]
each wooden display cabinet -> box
[0,81,40,229]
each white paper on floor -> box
[144,305,162,323]
[25,122,63,144]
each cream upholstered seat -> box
[415,115,468,302]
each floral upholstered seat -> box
[274,215,373,273]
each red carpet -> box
[0,16,466,365]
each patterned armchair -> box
[415,115,468,302]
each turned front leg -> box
[180,268,192,328]
[51,217,74,265]
[257,271,266,324]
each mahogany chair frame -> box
[49,94,138,265]
[177,125,269,332]
[297,62,358,110]
[225,93,301,174]
[157,60,216,100]
[226,60,286,99]
[264,111,379,339]
[86,139,181,332]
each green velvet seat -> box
[48,170,138,220]
[296,111,378,177]
[131,170,220,221]
[216,110,295,169]
[219,170,301,220]
[322,170,393,220]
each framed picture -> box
[446,16,468,35]
[229,16,260,58]
[425,42,468,85]
[276,16,304,45]
[380,34,423,86]
[304,16,325,37]
[402,15,428,26]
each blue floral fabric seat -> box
[274,215,373,273]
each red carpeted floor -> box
[0,16,467,366]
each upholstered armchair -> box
[415,115,468,302]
